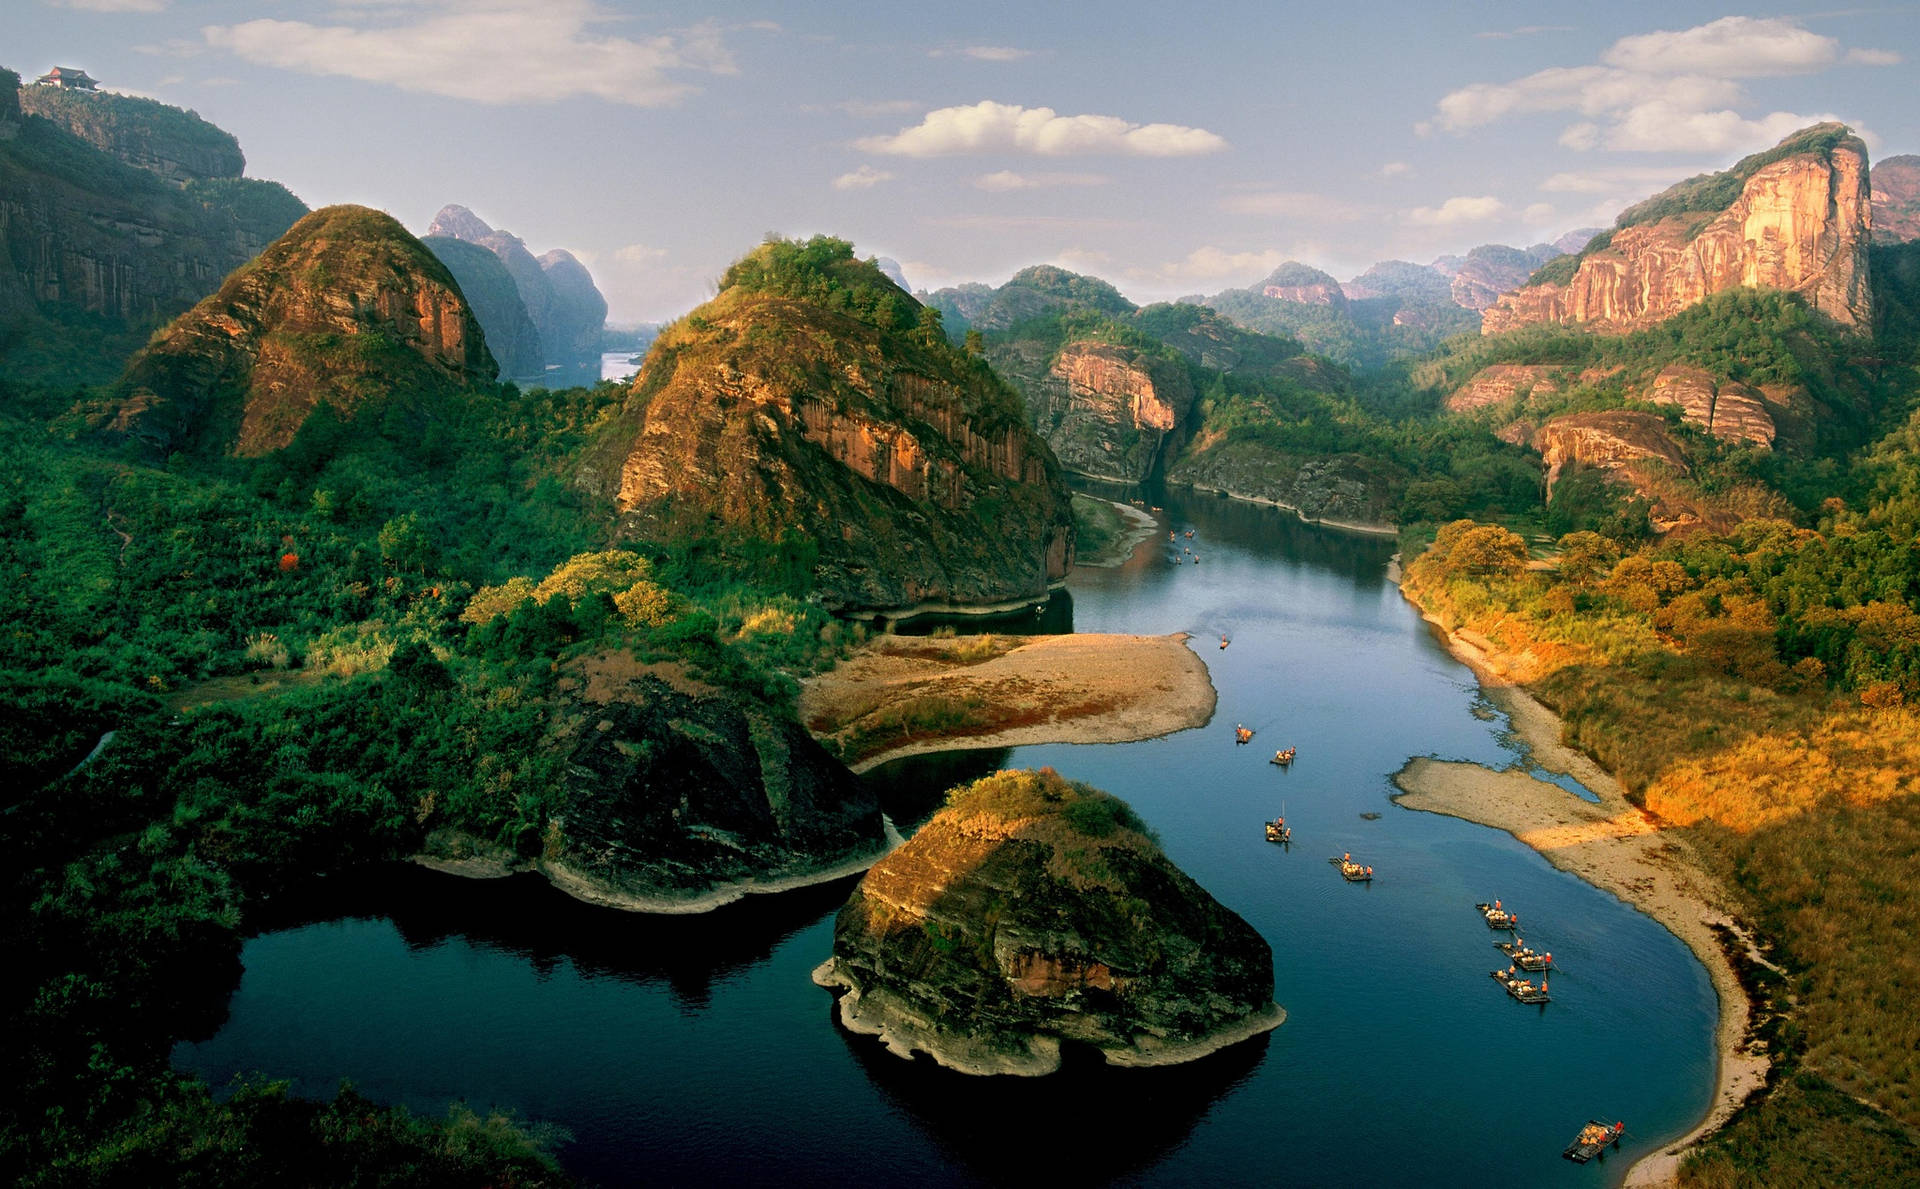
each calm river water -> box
[175,486,1714,1186]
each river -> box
[174,485,1714,1186]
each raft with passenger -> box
[1330,854,1372,882]
[1475,900,1519,930]
[1269,747,1296,766]
[1496,938,1553,971]
[1234,724,1254,744]
[1265,818,1290,844]
[1563,1119,1625,1162]
[1491,967,1550,1003]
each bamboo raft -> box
[1475,900,1519,931]
[1496,939,1553,971]
[1563,1119,1625,1162]
[1265,820,1291,843]
[1330,856,1372,882]
[1491,968,1550,1003]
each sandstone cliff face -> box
[535,655,886,909]
[0,73,308,381]
[112,204,494,456]
[1484,127,1872,334]
[424,235,544,378]
[18,87,243,185]
[1645,365,1778,448]
[426,204,607,372]
[814,768,1281,1075]
[1874,156,1920,244]
[587,248,1073,613]
[1433,244,1561,311]
[1531,410,1720,532]
[1259,262,1346,308]
[989,339,1193,483]
[1445,364,1566,413]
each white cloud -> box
[858,100,1227,157]
[1846,48,1901,66]
[930,45,1036,62]
[49,0,167,10]
[832,165,894,190]
[1477,25,1573,40]
[974,170,1108,191]
[613,243,668,266]
[1540,165,1701,193]
[806,98,921,118]
[1522,202,1558,223]
[203,1,735,106]
[1427,15,1865,155]
[1144,246,1292,284]
[1601,17,1838,78]
[1407,196,1508,226]
[1380,161,1412,178]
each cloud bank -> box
[858,101,1227,157]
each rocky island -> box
[814,768,1283,1075]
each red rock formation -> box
[1874,156,1920,244]
[1446,364,1566,413]
[113,204,494,456]
[1484,127,1872,335]
[1646,365,1776,448]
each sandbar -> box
[1395,612,1769,1187]
[801,632,1217,773]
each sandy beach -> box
[1394,615,1770,1186]
[801,632,1217,773]
[1076,497,1162,568]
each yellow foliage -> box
[462,551,678,629]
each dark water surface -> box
[176,487,1714,1186]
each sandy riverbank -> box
[801,632,1216,773]
[1076,497,1161,568]
[1393,615,1769,1187]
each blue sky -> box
[8,2,1916,322]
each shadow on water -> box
[835,1013,1270,1186]
[241,862,857,1013]
[886,587,1074,637]
[863,748,1013,831]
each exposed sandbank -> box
[1395,609,1769,1186]
[1075,497,1161,568]
[799,632,1218,773]
[1174,480,1399,537]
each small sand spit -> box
[802,632,1217,773]
[1396,612,1769,1187]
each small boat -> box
[1491,968,1550,1003]
[1219,635,1230,649]
[1234,725,1254,744]
[1265,818,1290,843]
[1496,938,1553,971]
[1475,900,1519,931]
[1150,505,1163,512]
[1185,529,1194,539]
[1329,854,1372,882]
[1563,1119,1625,1162]
[1269,747,1296,766]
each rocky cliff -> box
[18,86,243,185]
[524,653,887,910]
[1166,439,1402,530]
[987,339,1193,483]
[1874,155,1920,244]
[1258,262,1346,307]
[1484,125,1872,335]
[583,236,1073,613]
[426,204,607,372]
[813,768,1282,1075]
[920,265,1135,333]
[110,204,495,456]
[0,68,308,383]
[1433,243,1564,311]
[424,235,544,378]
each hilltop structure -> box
[34,66,97,90]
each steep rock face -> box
[586,242,1073,612]
[814,769,1282,1075]
[534,655,886,909]
[112,204,494,456]
[1874,156,1920,244]
[1167,435,1401,529]
[1646,365,1776,448]
[922,265,1135,333]
[1446,364,1566,413]
[1534,410,1689,484]
[1434,244,1561,310]
[424,235,544,378]
[1259,262,1346,308]
[18,87,243,185]
[426,204,606,371]
[538,248,609,368]
[0,71,308,382]
[1484,127,1872,334]
[991,340,1193,483]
